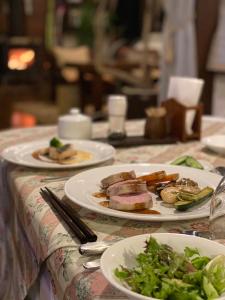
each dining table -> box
[1,115,225,300]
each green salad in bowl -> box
[100,233,225,300]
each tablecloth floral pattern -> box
[1,118,225,300]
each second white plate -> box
[1,139,115,169]
[64,163,222,221]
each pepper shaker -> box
[107,95,127,140]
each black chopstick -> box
[44,187,97,242]
[43,187,97,242]
[40,189,88,244]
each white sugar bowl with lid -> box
[58,108,92,139]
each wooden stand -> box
[161,98,203,142]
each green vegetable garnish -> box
[186,157,204,170]
[171,156,204,170]
[203,276,219,299]
[171,156,188,166]
[50,137,63,148]
[205,255,225,295]
[175,187,214,211]
[114,237,224,300]
[184,247,200,258]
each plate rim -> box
[64,163,221,221]
[1,139,116,169]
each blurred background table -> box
[1,116,225,300]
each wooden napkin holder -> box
[161,98,203,142]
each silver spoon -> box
[79,241,116,256]
[83,258,101,270]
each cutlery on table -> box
[183,175,225,238]
[40,187,97,244]
[214,166,225,176]
[79,241,114,255]
[40,176,71,183]
[83,258,101,270]
[182,230,211,238]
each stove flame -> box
[8,48,35,70]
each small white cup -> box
[58,108,92,140]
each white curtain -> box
[159,0,197,102]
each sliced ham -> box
[107,180,148,197]
[109,192,152,211]
[101,171,136,189]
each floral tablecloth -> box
[1,117,225,300]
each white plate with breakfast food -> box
[64,163,222,221]
[1,137,115,169]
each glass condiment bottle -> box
[107,95,127,140]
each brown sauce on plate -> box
[32,148,92,165]
[131,209,160,214]
[99,201,160,214]
[92,192,107,198]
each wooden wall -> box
[196,0,220,114]
[0,0,46,39]
[26,0,47,39]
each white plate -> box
[202,135,225,155]
[1,139,115,169]
[64,163,222,221]
[101,233,225,300]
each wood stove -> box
[0,37,44,84]
[0,0,56,129]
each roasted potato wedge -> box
[137,171,166,182]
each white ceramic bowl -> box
[100,233,225,300]
[202,135,225,155]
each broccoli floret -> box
[50,137,63,148]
